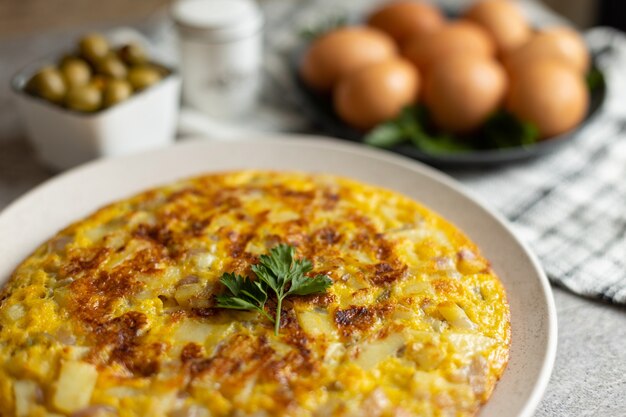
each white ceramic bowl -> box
[0,136,556,417]
[11,58,180,171]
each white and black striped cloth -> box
[449,28,626,304]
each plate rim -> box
[0,135,557,417]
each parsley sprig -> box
[216,244,333,335]
[364,105,540,152]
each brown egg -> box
[403,21,495,73]
[334,58,419,130]
[300,26,397,92]
[464,0,531,55]
[506,59,589,138]
[424,53,507,133]
[504,26,590,74]
[367,0,445,45]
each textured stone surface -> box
[0,1,624,415]
[540,289,626,417]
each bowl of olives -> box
[12,32,181,170]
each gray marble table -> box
[1,1,625,415]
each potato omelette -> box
[0,171,510,417]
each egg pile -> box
[299,0,590,140]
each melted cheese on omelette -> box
[0,171,510,417]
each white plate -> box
[0,136,556,417]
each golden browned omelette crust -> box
[0,171,510,417]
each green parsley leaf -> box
[287,273,333,296]
[586,66,605,92]
[364,106,471,153]
[216,244,333,335]
[215,273,273,322]
[253,244,295,290]
[364,122,407,148]
[364,105,545,152]
[482,111,540,149]
[299,15,348,41]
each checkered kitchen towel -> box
[257,0,626,304]
[447,28,626,304]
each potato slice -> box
[53,361,98,413]
[354,333,405,370]
[13,380,39,417]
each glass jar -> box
[171,0,264,119]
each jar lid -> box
[171,0,264,42]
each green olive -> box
[65,84,102,112]
[127,66,162,91]
[90,75,109,91]
[59,57,91,87]
[103,79,133,107]
[96,54,128,79]
[153,64,171,78]
[25,67,67,104]
[59,54,78,68]
[118,43,147,66]
[79,33,110,63]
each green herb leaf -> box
[215,273,273,322]
[364,122,406,148]
[254,244,295,290]
[216,244,333,335]
[287,273,333,296]
[406,125,471,153]
[586,66,605,91]
[299,15,348,41]
[221,273,267,303]
[365,106,471,153]
[402,106,471,153]
[364,105,545,153]
[215,295,260,311]
[482,111,540,149]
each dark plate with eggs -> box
[290,50,607,167]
